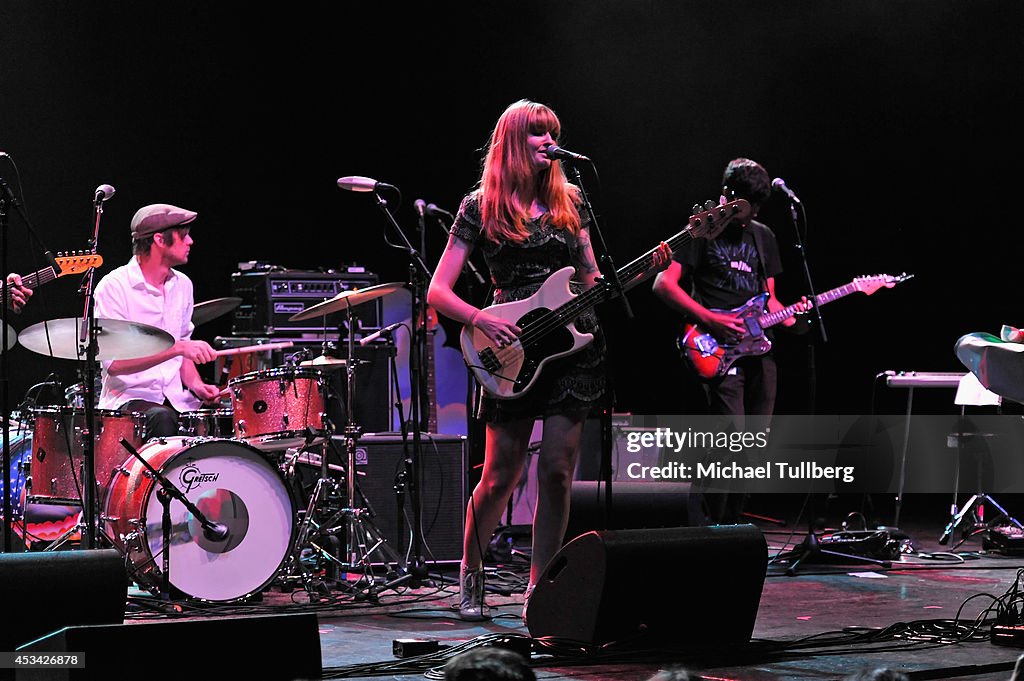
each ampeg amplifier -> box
[343,433,468,564]
[231,266,380,337]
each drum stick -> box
[213,341,294,357]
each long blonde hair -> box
[478,99,581,242]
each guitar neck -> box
[544,223,700,327]
[19,266,58,291]
[759,280,861,329]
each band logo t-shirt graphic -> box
[179,462,220,493]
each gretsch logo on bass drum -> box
[179,462,220,494]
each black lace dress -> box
[451,193,609,423]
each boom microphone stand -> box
[337,176,433,582]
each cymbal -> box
[193,297,242,326]
[299,355,348,370]
[18,317,175,361]
[3,322,15,351]
[288,282,405,322]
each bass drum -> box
[102,437,295,602]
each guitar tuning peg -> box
[691,203,702,216]
[704,199,716,211]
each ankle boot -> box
[522,583,536,624]
[459,565,487,621]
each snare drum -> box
[29,407,146,503]
[102,436,295,602]
[229,367,326,451]
[179,408,234,438]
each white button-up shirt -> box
[94,257,201,412]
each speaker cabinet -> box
[344,433,467,563]
[16,613,320,680]
[565,481,696,541]
[526,524,767,648]
[0,549,127,653]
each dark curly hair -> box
[721,157,772,208]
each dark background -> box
[2,1,1020,422]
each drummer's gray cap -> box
[130,203,197,240]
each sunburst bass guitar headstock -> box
[686,198,751,241]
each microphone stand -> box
[370,191,433,583]
[118,438,228,600]
[75,193,107,549]
[786,197,825,413]
[564,161,626,530]
[1,169,61,553]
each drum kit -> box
[2,281,409,603]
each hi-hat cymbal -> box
[3,322,16,352]
[288,282,405,322]
[193,296,243,326]
[18,317,175,361]
[299,355,349,371]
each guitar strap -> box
[748,221,770,293]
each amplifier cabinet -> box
[341,433,467,564]
[231,268,381,336]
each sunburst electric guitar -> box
[678,273,913,380]
[461,199,751,399]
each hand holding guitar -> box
[4,273,32,313]
[471,308,522,349]
[700,309,747,342]
[770,295,811,327]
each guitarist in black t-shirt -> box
[653,158,808,522]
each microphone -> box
[426,203,455,220]
[772,177,801,204]
[337,176,399,193]
[542,145,591,162]
[359,321,403,346]
[414,199,426,217]
[94,184,116,203]
[203,521,230,542]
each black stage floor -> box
[9,498,1024,681]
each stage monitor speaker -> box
[344,433,467,563]
[526,524,767,649]
[565,481,696,541]
[0,549,127,653]
[16,613,321,680]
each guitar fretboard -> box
[19,266,58,291]
[759,281,863,329]
[518,202,748,349]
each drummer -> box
[94,203,221,439]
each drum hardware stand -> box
[284,304,406,602]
